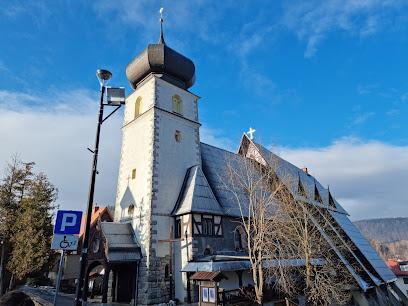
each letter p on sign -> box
[54,210,83,235]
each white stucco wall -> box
[114,75,201,303]
[152,77,201,252]
[155,77,199,122]
[153,110,200,215]
[115,78,155,254]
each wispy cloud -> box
[0,2,52,27]
[93,1,294,101]
[350,111,375,126]
[357,83,380,95]
[0,61,8,72]
[278,137,408,220]
[200,127,236,152]
[93,0,234,49]
[386,108,400,116]
[281,0,407,58]
[356,83,408,116]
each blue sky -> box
[1,1,408,220]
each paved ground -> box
[20,286,129,306]
[20,285,74,306]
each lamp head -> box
[96,69,112,86]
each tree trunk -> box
[0,241,6,296]
[8,273,14,292]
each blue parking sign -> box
[54,210,83,235]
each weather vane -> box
[159,7,165,44]
[247,127,256,140]
[159,7,164,22]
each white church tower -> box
[114,11,199,304]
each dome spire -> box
[159,7,165,44]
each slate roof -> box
[199,140,348,217]
[253,142,348,215]
[101,222,141,262]
[200,143,250,217]
[195,136,396,287]
[172,165,223,216]
[182,258,321,272]
[332,212,397,282]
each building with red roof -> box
[49,206,113,292]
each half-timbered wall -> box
[192,214,223,237]
[191,216,240,258]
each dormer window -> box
[172,95,182,115]
[328,190,336,208]
[314,183,323,204]
[298,176,307,198]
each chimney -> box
[302,167,309,174]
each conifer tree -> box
[0,157,57,290]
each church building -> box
[84,13,407,306]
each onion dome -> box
[125,9,195,90]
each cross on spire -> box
[159,7,165,44]
[247,127,256,140]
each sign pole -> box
[53,250,64,306]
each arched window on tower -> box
[134,96,142,118]
[128,204,135,216]
[172,95,182,115]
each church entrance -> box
[113,264,137,303]
[84,222,141,305]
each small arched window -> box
[134,97,142,118]
[172,95,182,115]
[128,204,135,216]
[175,130,182,142]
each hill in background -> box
[354,217,408,242]
[354,217,408,260]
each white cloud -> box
[278,137,408,220]
[281,0,407,57]
[200,127,236,152]
[350,111,375,126]
[1,89,407,221]
[0,89,122,212]
[0,89,235,213]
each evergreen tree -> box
[0,158,32,293]
[0,157,57,289]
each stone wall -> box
[136,253,172,305]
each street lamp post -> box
[74,69,124,306]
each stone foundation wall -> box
[137,253,172,305]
